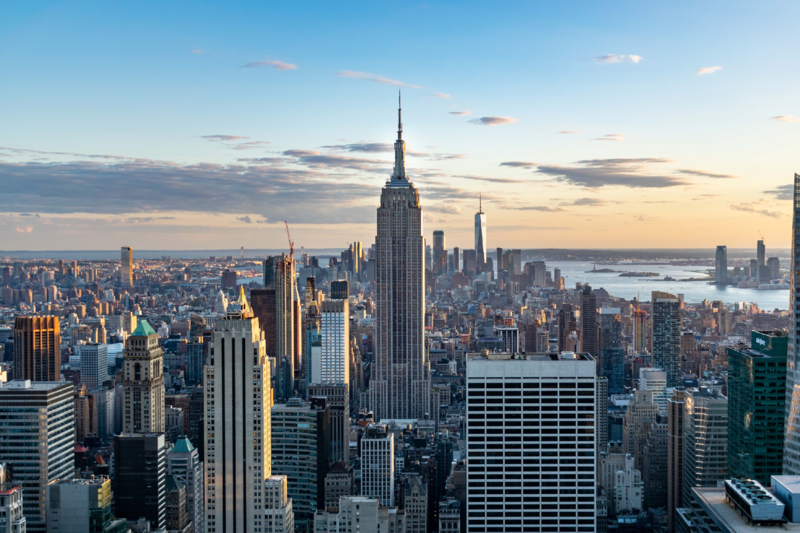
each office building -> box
[623,389,659,470]
[787,176,800,476]
[120,246,133,287]
[596,377,609,454]
[433,230,446,275]
[122,320,165,433]
[402,475,427,533]
[640,368,669,416]
[0,381,73,533]
[330,280,349,300]
[370,104,431,421]
[462,249,477,276]
[715,245,727,283]
[632,308,648,353]
[360,424,395,507]
[221,269,237,290]
[474,197,487,267]
[13,316,60,381]
[186,337,205,386]
[0,465,25,533]
[78,342,108,388]
[652,291,682,387]
[580,285,598,357]
[598,308,624,394]
[46,477,126,533]
[165,476,189,532]
[768,256,780,280]
[113,433,167,530]
[264,475,295,533]
[262,253,296,398]
[271,397,331,528]
[529,260,546,287]
[683,387,728,506]
[668,387,687,533]
[167,436,204,533]
[88,386,115,441]
[324,462,354,509]
[757,239,766,268]
[728,330,787,484]
[452,247,460,272]
[314,496,405,532]
[313,299,349,384]
[205,287,271,533]
[308,383,350,464]
[466,352,597,532]
[641,418,668,510]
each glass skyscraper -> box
[728,330,787,484]
[785,173,800,475]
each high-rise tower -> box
[433,230,446,275]
[120,246,133,287]
[122,320,165,433]
[714,245,727,283]
[370,97,431,420]
[784,174,800,475]
[474,196,487,268]
[262,253,296,400]
[13,316,60,381]
[652,291,682,387]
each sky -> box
[1,1,799,252]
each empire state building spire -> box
[392,91,407,182]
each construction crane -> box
[284,221,294,259]
[758,229,765,241]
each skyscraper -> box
[452,247,460,272]
[632,308,648,353]
[683,387,728,505]
[114,433,167,530]
[13,315,60,381]
[580,285,598,357]
[652,291,682,387]
[122,320,165,434]
[786,176,800,477]
[598,308,624,394]
[715,245,727,283]
[0,381,74,533]
[205,287,272,533]
[667,387,687,533]
[313,299,349,384]
[167,436,204,533]
[263,253,297,399]
[757,239,766,267]
[432,230,446,275]
[370,101,431,420]
[78,342,108,388]
[308,383,350,464]
[360,423,395,507]
[474,197,487,268]
[120,246,133,287]
[728,330,787,484]
[466,352,597,531]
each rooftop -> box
[132,320,157,336]
[694,486,800,532]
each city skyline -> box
[2,1,799,250]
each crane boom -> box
[284,221,294,259]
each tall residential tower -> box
[474,196,487,268]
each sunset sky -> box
[2,1,799,251]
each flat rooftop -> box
[695,487,800,532]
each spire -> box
[478,194,483,214]
[392,92,407,182]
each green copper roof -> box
[172,436,195,454]
[132,320,157,337]
[165,475,184,492]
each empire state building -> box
[369,100,431,420]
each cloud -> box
[536,159,687,189]
[770,116,800,123]
[256,218,270,224]
[236,216,253,223]
[469,116,517,126]
[18,213,40,217]
[322,143,393,153]
[591,133,626,142]
[426,204,462,215]
[764,184,793,200]
[500,161,538,169]
[202,135,250,142]
[697,66,722,75]
[675,169,735,179]
[337,71,421,88]
[449,111,472,116]
[231,141,271,151]
[191,49,203,55]
[455,174,525,184]
[282,149,390,172]
[428,153,466,161]
[241,59,297,71]
[432,93,451,99]
[556,130,580,135]
[730,203,782,219]
[595,54,642,64]
[15,226,33,233]
[563,198,607,206]
[502,205,566,212]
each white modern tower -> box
[205,287,272,533]
[316,299,349,384]
[474,196,487,267]
[370,98,431,420]
[466,352,597,531]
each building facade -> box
[466,352,597,532]
[651,292,682,387]
[122,320,165,433]
[113,433,166,530]
[120,246,133,287]
[370,104,431,420]
[683,388,728,506]
[360,424,395,508]
[78,343,108,388]
[13,316,60,381]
